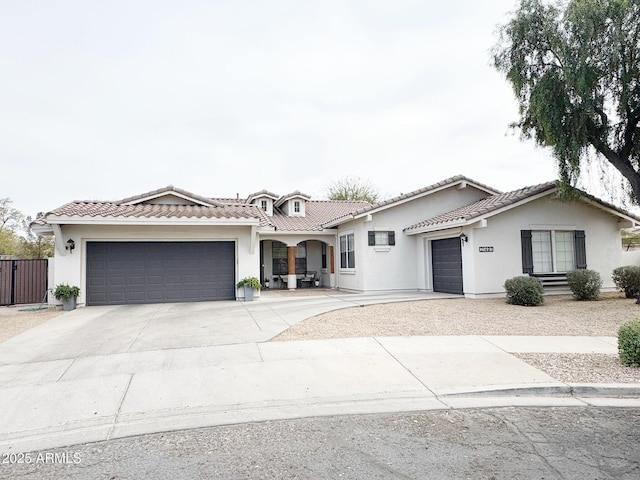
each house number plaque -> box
[479,246,494,252]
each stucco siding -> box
[51,224,258,305]
[337,185,488,292]
[468,196,630,295]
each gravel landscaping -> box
[0,306,62,343]
[272,292,640,384]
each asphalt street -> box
[2,407,639,480]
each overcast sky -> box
[1,0,600,217]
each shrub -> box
[612,266,640,298]
[53,284,80,301]
[566,269,602,301]
[504,276,544,306]
[618,319,640,367]
[236,277,261,290]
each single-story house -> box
[32,175,640,306]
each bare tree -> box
[326,176,380,204]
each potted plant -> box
[236,277,261,301]
[264,278,270,289]
[54,283,80,311]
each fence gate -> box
[0,259,49,306]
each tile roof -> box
[269,200,371,232]
[48,201,270,224]
[323,175,500,226]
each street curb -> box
[439,384,640,399]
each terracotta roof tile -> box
[269,200,371,232]
[49,201,270,225]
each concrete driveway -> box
[0,292,451,364]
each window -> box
[272,242,288,275]
[321,243,327,269]
[271,241,307,275]
[368,231,396,246]
[295,242,307,273]
[293,201,300,213]
[260,200,268,211]
[521,230,584,274]
[340,233,355,269]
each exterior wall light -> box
[459,233,468,244]
[66,239,76,253]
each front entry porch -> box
[260,239,336,290]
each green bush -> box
[612,266,640,298]
[618,319,640,367]
[236,277,261,290]
[504,276,544,306]
[53,284,80,301]
[566,269,602,301]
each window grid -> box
[340,233,355,269]
[532,230,575,273]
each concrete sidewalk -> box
[1,335,639,454]
[1,293,639,454]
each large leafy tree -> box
[493,0,640,202]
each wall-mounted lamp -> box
[459,233,468,244]
[66,239,76,253]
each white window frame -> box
[532,230,576,273]
[339,232,355,270]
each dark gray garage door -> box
[432,238,463,295]
[86,242,235,306]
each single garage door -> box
[431,238,463,295]
[86,242,235,306]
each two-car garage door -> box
[86,242,235,306]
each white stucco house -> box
[32,175,640,306]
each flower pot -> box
[244,286,254,302]
[62,297,76,311]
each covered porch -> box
[259,236,336,290]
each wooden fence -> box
[0,259,49,306]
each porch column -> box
[287,245,297,290]
[329,245,336,288]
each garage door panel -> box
[432,238,463,295]
[86,242,236,306]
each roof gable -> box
[323,175,500,227]
[246,190,279,203]
[119,185,222,207]
[274,191,311,208]
[404,181,640,234]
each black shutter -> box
[388,231,395,246]
[521,230,533,274]
[368,231,375,246]
[574,230,587,269]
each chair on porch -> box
[278,274,288,289]
[300,271,317,288]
